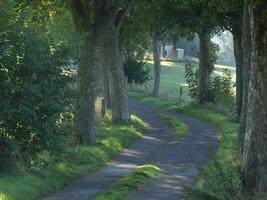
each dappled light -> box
[1,0,266,199]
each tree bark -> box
[100,37,112,109]
[242,1,267,194]
[239,3,251,154]
[233,28,243,120]
[76,34,99,144]
[104,25,130,121]
[69,1,100,144]
[152,36,161,97]
[197,29,212,105]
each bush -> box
[123,57,151,85]
[0,8,75,171]
[185,63,199,101]
[185,63,234,108]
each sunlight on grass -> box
[129,91,240,199]
[215,64,235,71]
[0,115,145,200]
[130,60,236,102]
[130,60,191,101]
[159,114,189,136]
[94,165,160,200]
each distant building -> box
[162,45,184,60]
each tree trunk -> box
[76,33,98,144]
[197,30,212,105]
[152,37,161,97]
[69,1,99,144]
[233,29,243,120]
[242,1,267,194]
[100,37,112,109]
[239,3,251,154]
[104,25,130,121]
[162,41,166,57]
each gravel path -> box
[41,100,218,200]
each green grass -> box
[180,105,241,200]
[94,165,160,200]
[0,115,146,200]
[131,60,191,101]
[130,60,236,102]
[128,91,180,110]
[159,114,189,136]
[128,91,240,200]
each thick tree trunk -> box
[197,30,212,105]
[69,1,99,144]
[104,25,130,121]
[239,3,251,154]
[242,1,267,194]
[233,29,243,119]
[100,37,111,109]
[76,33,99,144]
[152,37,161,97]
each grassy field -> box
[0,115,146,200]
[130,60,236,102]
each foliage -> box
[94,165,160,200]
[0,1,75,171]
[215,32,235,66]
[185,63,199,102]
[0,115,145,200]
[185,63,234,105]
[209,42,220,67]
[211,69,235,114]
[121,5,151,86]
[123,58,151,85]
[160,114,189,135]
[176,36,200,57]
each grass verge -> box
[129,91,241,200]
[0,115,145,200]
[159,114,189,136]
[180,105,241,200]
[94,165,160,200]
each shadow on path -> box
[41,100,218,200]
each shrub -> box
[185,63,199,101]
[0,9,75,171]
[123,57,151,85]
[185,63,234,108]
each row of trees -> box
[116,0,267,196]
[0,0,266,197]
[69,0,131,144]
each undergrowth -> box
[0,115,145,200]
